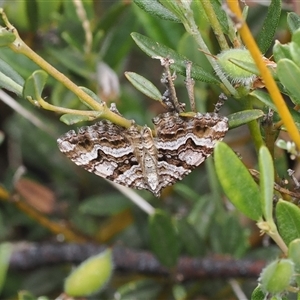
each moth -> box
[57,59,229,197]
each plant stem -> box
[201,1,230,50]
[0,8,132,128]
[257,220,288,255]
[227,1,300,150]
[244,96,265,152]
[179,1,237,96]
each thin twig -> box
[72,0,92,55]
[108,180,155,215]
[9,242,266,280]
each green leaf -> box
[64,249,113,297]
[59,114,91,125]
[172,284,187,300]
[149,209,180,268]
[173,183,200,200]
[25,0,39,32]
[79,194,130,216]
[211,0,229,35]
[259,146,274,222]
[287,12,300,33]
[131,32,220,84]
[259,259,294,294]
[227,109,264,129]
[250,89,300,124]
[229,57,259,76]
[276,200,300,245]
[0,243,12,294]
[251,90,277,110]
[0,28,16,46]
[214,142,262,221]
[176,218,205,256]
[133,0,181,22]
[251,285,266,300]
[256,0,281,54]
[292,28,300,46]
[277,59,300,105]
[125,72,162,101]
[0,58,23,95]
[0,58,24,86]
[23,70,48,102]
[210,214,249,258]
[159,1,186,21]
[187,193,216,239]
[273,42,293,62]
[288,239,300,282]
[116,279,162,300]
[79,86,103,109]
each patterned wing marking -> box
[152,112,229,190]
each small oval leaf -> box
[79,86,103,109]
[259,146,274,222]
[23,70,48,101]
[250,285,266,300]
[288,239,300,270]
[133,0,181,22]
[116,279,162,299]
[176,218,204,256]
[149,209,180,268]
[131,32,220,84]
[0,59,25,95]
[64,249,113,297]
[125,72,162,101]
[227,109,264,129]
[288,239,300,287]
[277,59,300,105]
[287,12,300,33]
[214,142,262,221]
[250,89,300,124]
[276,199,300,245]
[273,41,293,62]
[60,114,90,125]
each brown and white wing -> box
[153,112,228,191]
[57,120,148,191]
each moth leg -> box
[214,93,227,114]
[160,57,185,113]
[184,60,196,112]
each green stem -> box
[201,1,229,50]
[32,95,101,120]
[257,220,288,255]
[0,9,132,128]
[244,96,265,152]
[178,1,237,96]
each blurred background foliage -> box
[0,0,297,299]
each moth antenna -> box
[214,93,227,114]
[185,60,196,112]
[160,57,184,113]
